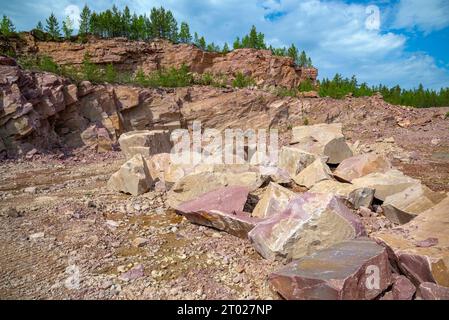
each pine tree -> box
[122,6,132,38]
[222,42,230,53]
[45,13,61,40]
[62,16,74,40]
[0,15,15,36]
[298,50,308,67]
[287,44,298,64]
[233,37,241,49]
[198,36,206,50]
[193,32,200,46]
[178,22,192,43]
[36,21,44,31]
[79,5,91,39]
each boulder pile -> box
[107,122,448,300]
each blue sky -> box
[1,0,449,89]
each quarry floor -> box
[1,124,448,299]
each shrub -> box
[39,56,60,73]
[298,79,315,92]
[105,64,118,83]
[303,117,309,126]
[81,53,102,83]
[232,72,255,88]
[276,87,297,97]
[445,112,449,119]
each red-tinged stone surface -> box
[269,238,392,300]
[249,192,366,262]
[381,274,416,300]
[417,282,449,300]
[176,186,261,238]
[373,197,449,287]
[334,153,392,183]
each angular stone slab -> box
[381,274,416,300]
[176,186,261,238]
[293,158,334,189]
[278,147,316,178]
[334,153,392,182]
[167,170,265,209]
[249,193,365,262]
[382,184,447,225]
[373,197,449,288]
[269,239,392,300]
[251,182,298,219]
[118,130,173,159]
[418,282,449,300]
[290,123,353,164]
[107,154,154,196]
[352,169,420,201]
[309,180,374,209]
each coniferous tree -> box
[178,22,192,43]
[45,13,61,40]
[36,21,44,31]
[122,6,132,38]
[62,16,74,39]
[0,15,15,36]
[193,32,200,46]
[233,37,241,49]
[198,36,206,50]
[222,42,230,53]
[287,44,298,64]
[298,50,308,67]
[79,5,91,39]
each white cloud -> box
[64,4,81,29]
[3,0,449,89]
[393,0,449,33]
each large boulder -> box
[382,184,447,225]
[176,186,260,238]
[334,153,392,182]
[293,158,334,189]
[269,239,392,300]
[251,182,298,219]
[118,130,173,160]
[107,154,154,196]
[278,147,316,178]
[290,123,353,164]
[309,180,375,209]
[249,193,365,262]
[380,274,416,300]
[352,170,420,201]
[417,282,449,300]
[373,197,449,288]
[167,169,265,209]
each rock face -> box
[290,123,353,164]
[14,36,317,89]
[249,193,365,262]
[251,182,298,219]
[381,275,416,300]
[118,130,173,160]
[352,170,420,201]
[176,186,260,238]
[382,184,446,225]
[417,282,449,300]
[334,154,392,182]
[278,147,316,178]
[293,158,334,189]
[309,180,374,209]
[269,239,392,300]
[107,154,153,196]
[373,197,449,288]
[167,169,265,209]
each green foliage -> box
[149,6,178,42]
[36,21,44,32]
[45,13,60,40]
[445,112,449,119]
[233,25,266,50]
[0,15,16,36]
[303,118,309,126]
[298,79,315,92]
[105,64,118,83]
[276,87,298,97]
[232,72,256,88]
[79,5,91,40]
[222,43,230,54]
[81,53,102,83]
[62,16,74,39]
[319,74,449,108]
[178,22,192,43]
[197,72,228,88]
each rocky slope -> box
[4,33,317,89]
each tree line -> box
[2,9,449,108]
[317,74,449,108]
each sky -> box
[1,0,449,90]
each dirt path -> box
[0,154,279,300]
